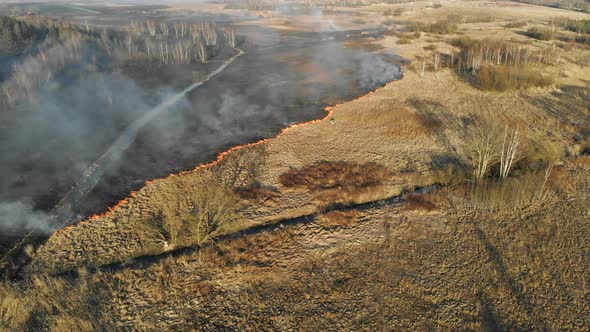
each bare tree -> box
[499,124,524,179]
[465,120,500,181]
[224,28,236,48]
[185,180,240,246]
[433,53,441,76]
[418,55,426,78]
[195,38,207,63]
[216,145,266,190]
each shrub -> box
[403,193,438,211]
[526,27,554,40]
[408,21,458,35]
[505,21,527,29]
[316,210,360,228]
[138,178,240,250]
[423,44,437,51]
[185,182,240,246]
[392,8,405,16]
[564,19,590,34]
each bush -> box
[316,210,360,228]
[564,19,590,34]
[138,178,240,251]
[526,27,554,40]
[403,193,438,211]
[392,8,405,16]
[505,21,527,28]
[408,21,458,35]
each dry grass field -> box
[2,0,590,330]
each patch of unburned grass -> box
[473,65,553,91]
[355,106,435,138]
[0,273,114,331]
[316,210,361,229]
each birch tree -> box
[465,120,500,180]
[499,125,524,179]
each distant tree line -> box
[0,16,240,107]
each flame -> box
[54,84,387,235]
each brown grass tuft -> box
[403,193,438,212]
[316,210,361,229]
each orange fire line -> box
[55,85,386,235]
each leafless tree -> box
[185,182,239,246]
[499,125,524,178]
[465,120,500,181]
[224,28,236,48]
[216,145,267,190]
[195,38,208,63]
[433,53,441,76]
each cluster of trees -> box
[449,38,559,90]
[463,119,560,186]
[138,147,268,252]
[430,118,564,209]
[3,40,83,105]
[0,16,239,107]
[513,0,590,13]
[416,38,559,90]
[245,0,280,10]
[449,38,560,74]
[102,21,238,65]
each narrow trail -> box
[0,48,245,269]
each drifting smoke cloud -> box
[0,201,52,235]
[0,39,185,233]
[0,7,403,235]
